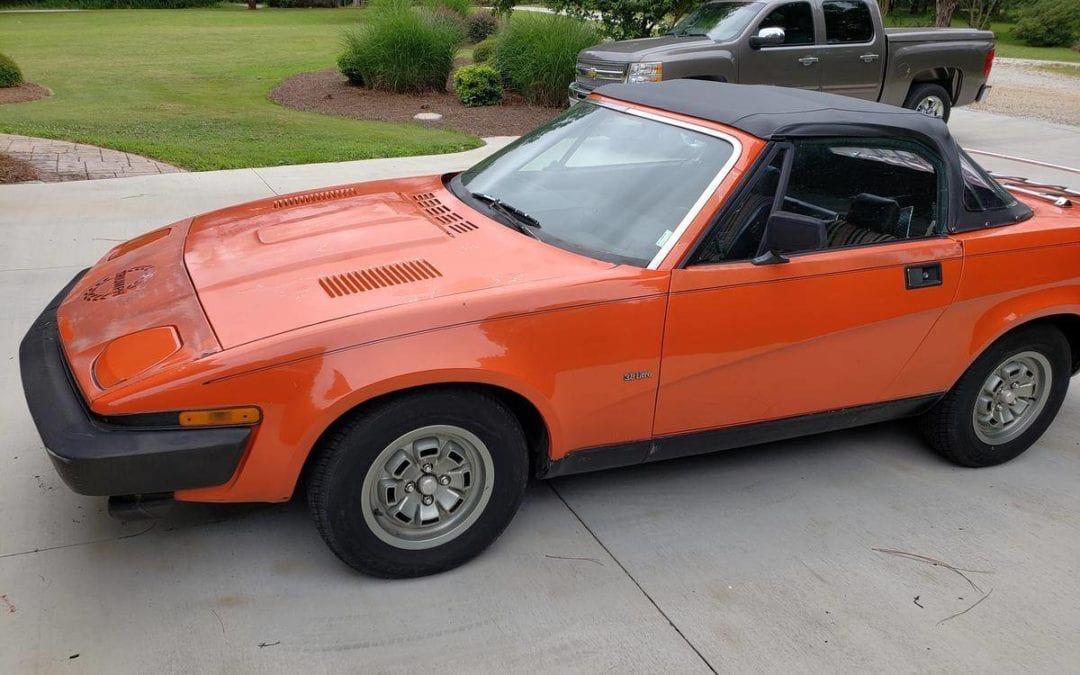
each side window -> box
[757,2,816,46]
[822,0,874,44]
[693,148,788,265]
[960,151,1016,211]
[692,139,942,264]
[784,140,942,250]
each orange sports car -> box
[20,81,1080,577]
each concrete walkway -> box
[0,133,183,183]
[2,116,1080,673]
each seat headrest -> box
[846,193,900,236]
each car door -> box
[739,1,823,90]
[818,0,886,100]
[654,138,962,437]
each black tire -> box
[919,325,1071,467]
[307,389,529,578]
[903,82,952,123]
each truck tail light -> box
[984,47,994,79]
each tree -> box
[935,0,958,26]
[547,0,702,40]
[959,0,1003,29]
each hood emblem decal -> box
[81,265,155,302]
[318,259,442,298]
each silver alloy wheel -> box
[361,425,494,550]
[972,351,1052,445]
[914,95,945,118]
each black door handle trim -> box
[905,262,943,289]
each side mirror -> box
[749,26,785,49]
[752,211,826,265]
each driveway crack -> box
[548,483,717,674]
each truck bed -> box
[885,27,995,43]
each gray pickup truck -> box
[571,0,994,121]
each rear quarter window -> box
[960,152,1017,211]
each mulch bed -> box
[0,152,39,183]
[270,68,560,138]
[0,81,51,105]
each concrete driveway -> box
[2,111,1079,673]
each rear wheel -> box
[307,389,529,578]
[904,83,952,122]
[919,325,1070,467]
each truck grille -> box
[574,60,627,92]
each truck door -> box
[740,1,823,90]
[818,0,885,100]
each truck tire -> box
[903,83,952,122]
[307,389,529,578]
[918,325,1070,467]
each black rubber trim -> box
[540,394,943,478]
[18,269,252,496]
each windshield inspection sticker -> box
[656,230,674,247]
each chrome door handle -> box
[860,53,880,62]
[798,56,820,66]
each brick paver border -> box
[0,133,184,183]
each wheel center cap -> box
[417,474,438,496]
[1000,389,1017,405]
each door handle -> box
[905,262,943,289]
[859,53,880,62]
[798,56,820,66]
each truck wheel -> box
[904,83,952,122]
[919,325,1070,467]
[307,389,529,578]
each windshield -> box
[453,103,737,267]
[670,1,760,40]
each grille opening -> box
[319,259,442,298]
[273,187,357,210]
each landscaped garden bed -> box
[270,68,558,137]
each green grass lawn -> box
[0,6,481,170]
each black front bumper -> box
[18,270,251,497]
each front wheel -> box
[903,83,952,122]
[307,390,529,578]
[919,325,1071,467]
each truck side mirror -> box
[750,26,785,49]
[752,211,826,265]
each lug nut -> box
[422,463,434,474]
[403,482,415,493]
[422,495,434,506]
[438,475,450,486]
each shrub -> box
[1013,0,1080,47]
[493,13,599,106]
[0,53,22,89]
[466,10,499,43]
[454,64,502,106]
[473,36,498,63]
[337,0,465,93]
[430,5,467,32]
[0,0,219,7]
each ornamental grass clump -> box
[492,13,599,107]
[338,0,465,94]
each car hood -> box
[184,175,613,349]
[580,35,713,62]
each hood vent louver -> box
[409,192,479,235]
[273,187,358,210]
[319,259,442,298]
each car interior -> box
[696,140,941,264]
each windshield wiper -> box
[470,192,542,238]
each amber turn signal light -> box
[178,407,261,427]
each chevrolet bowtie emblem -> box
[586,68,598,79]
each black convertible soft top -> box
[597,80,1030,231]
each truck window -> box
[757,2,815,45]
[822,0,874,43]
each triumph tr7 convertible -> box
[20,81,1080,577]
